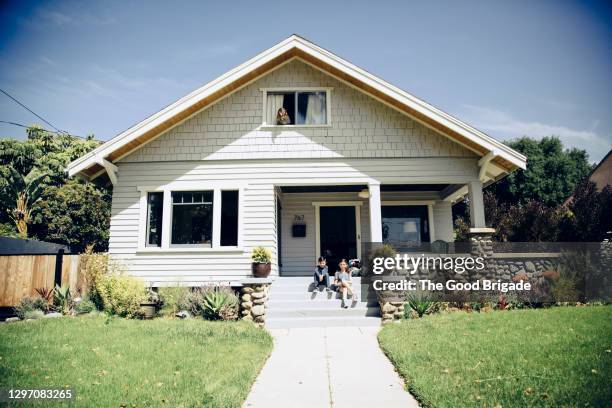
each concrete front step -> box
[268,297,379,308]
[266,315,382,329]
[267,306,381,318]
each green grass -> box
[379,306,612,408]
[0,314,272,407]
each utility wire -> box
[0,120,91,140]
[0,88,68,135]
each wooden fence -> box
[0,254,87,307]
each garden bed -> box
[0,315,272,407]
[378,306,611,407]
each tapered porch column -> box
[368,182,383,242]
[468,181,486,228]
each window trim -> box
[260,87,332,127]
[137,182,245,253]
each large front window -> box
[265,90,327,125]
[382,205,430,244]
[171,191,213,246]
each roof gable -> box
[68,35,526,179]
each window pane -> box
[221,191,239,246]
[171,191,213,246]
[267,92,295,125]
[381,205,430,244]
[146,192,163,247]
[296,92,327,125]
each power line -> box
[0,120,91,140]
[0,88,68,135]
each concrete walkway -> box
[244,326,419,408]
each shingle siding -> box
[123,59,476,163]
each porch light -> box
[358,188,370,199]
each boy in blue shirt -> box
[313,256,332,292]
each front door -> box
[319,206,357,272]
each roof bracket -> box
[478,150,498,182]
[96,156,118,185]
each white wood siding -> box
[110,158,471,283]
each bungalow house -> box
[67,35,526,285]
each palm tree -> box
[1,166,47,237]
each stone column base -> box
[239,278,272,327]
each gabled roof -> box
[67,35,527,180]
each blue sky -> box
[1,0,611,162]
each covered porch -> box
[275,181,487,276]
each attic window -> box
[264,90,329,126]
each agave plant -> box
[35,287,54,312]
[405,294,434,318]
[200,286,238,321]
[54,284,72,315]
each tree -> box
[559,180,612,242]
[32,179,111,252]
[0,166,47,237]
[0,125,109,250]
[487,136,592,207]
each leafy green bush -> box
[74,298,96,314]
[23,310,45,320]
[96,273,146,318]
[251,247,271,263]
[14,297,45,319]
[199,286,238,321]
[158,286,191,316]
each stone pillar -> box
[239,278,272,328]
[469,227,496,279]
[380,300,405,324]
[368,182,382,242]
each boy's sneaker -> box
[325,287,332,293]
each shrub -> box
[199,286,238,321]
[251,247,272,263]
[53,284,72,315]
[177,288,205,316]
[74,298,96,314]
[23,310,45,320]
[158,286,191,316]
[405,294,435,318]
[96,273,146,318]
[35,287,54,312]
[14,297,45,319]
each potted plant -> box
[140,287,162,319]
[251,247,272,278]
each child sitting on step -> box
[313,256,332,293]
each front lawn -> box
[379,306,612,407]
[0,315,272,407]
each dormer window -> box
[263,89,330,126]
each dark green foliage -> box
[489,136,592,207]
[13,297,45,319]
[0,126,109,250]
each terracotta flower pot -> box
[252,262,271,278]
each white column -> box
[368,183,383,242]
[468,181,486,228]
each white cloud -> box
[460,105,611,163]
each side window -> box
[146,192,163,247]
[220,190,239,246]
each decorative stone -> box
[241,286,254,294]
[175,310,191,319]
[241,309,251,316]
[525,262,536,273]
[243,314,253,321]
[241,301,252,310]
[382,303,396,313]
[254,315,265,323]
[5,317,19,323]
[241,293,252,302]
[253,298,265,305]
[251,291,265,299]
[251,305,265,317]
[43,312,63,318]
